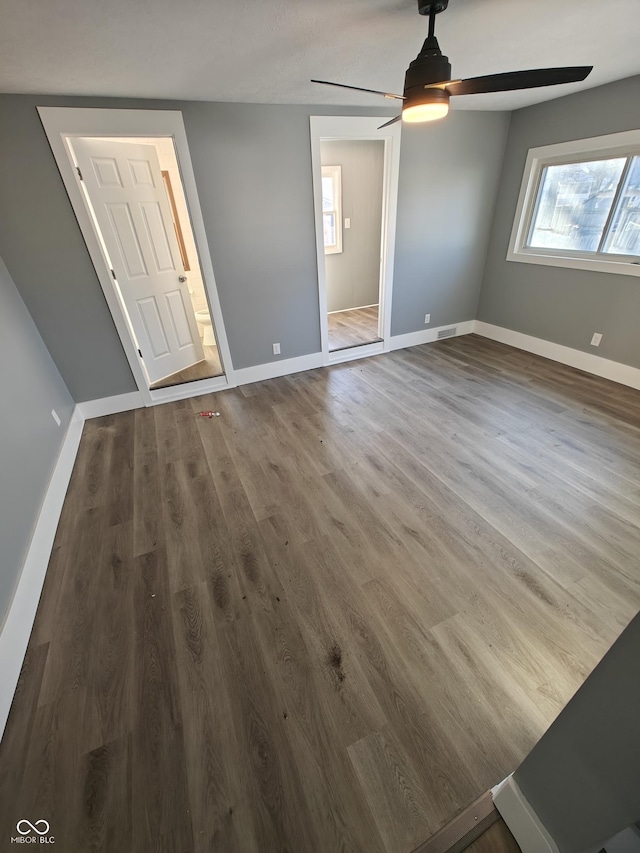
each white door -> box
[73,137,205,385]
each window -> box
[322,165,342,254]
[508,130,640,277]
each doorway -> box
[310,116,402,365]
[69,135,224,391]
[38,107,234,405]
[321,139,385,352]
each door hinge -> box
[76,166,83,181]
[138,349,143,359]
[111,269,117,280]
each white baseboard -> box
[76,322,477,416]
[77,390,144,420]
[474,321,640,390]
[327,303,378,314]
[390,320,475,351]
[74,319,640,421]
[233,352,324,386]
[492,775,559,853]
[0,406,85,741]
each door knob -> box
[179,275,188,283]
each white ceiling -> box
[1,0,640,112]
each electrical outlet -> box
[273,343,281,355]
[344,218,351,229]
[590,332,603,347]
[424,314,431,325]
[51,409,61,426]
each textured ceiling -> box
[1,0,640,111]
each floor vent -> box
[437,327,457,340]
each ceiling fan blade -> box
[446,66,593,97]
[378,115,402,129]
[311,79,405,100]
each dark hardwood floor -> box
[327,304,380,351]
[1,335,639,851]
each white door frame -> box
[310,116,402,365]
[38,106,235,406]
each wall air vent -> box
[437,327,457,339]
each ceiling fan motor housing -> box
[403,36,452,110]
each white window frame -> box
[322,164,343,255]
[507,129,640,278]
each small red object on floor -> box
[196,411,220,418]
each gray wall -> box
[0,94,510,398]
[391,111,511,336]
[0,97,136,402]
[0,254,74,627]
[513,610,640,853]
[478,75,640,369]
[321,139,384,313]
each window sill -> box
[506,249,640,278]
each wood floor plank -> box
[77,735,133,853]
[305,532,482,829]
[133,406,161,557]
[85,521,135,746]
[106,411,134,526]
[160,459,210,593]
[259,513,389,746]
[172,581,259,853]
[221,528,388,851]
[2,335,639,851]
[212,588,320,851]
[37,506,114,707]
[131,547,194,852]
[13,690,86,845]
[348,726,432,853]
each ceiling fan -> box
[311,0,593,127]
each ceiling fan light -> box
[402,85,450,123]
[402,101,449,122]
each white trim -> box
[232,352,324,386]
[507,129,640,278]
[149,374,230,404]
[72,321,477,409]
[77,390,145,420]
[390,320,475,351]
[474,321,640,390]
[327,303,378,314]
[310,116,401,365]
[36,107,236,405]
[492,775,559,853]
[0,407,85,741]
[329,341,385,364]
